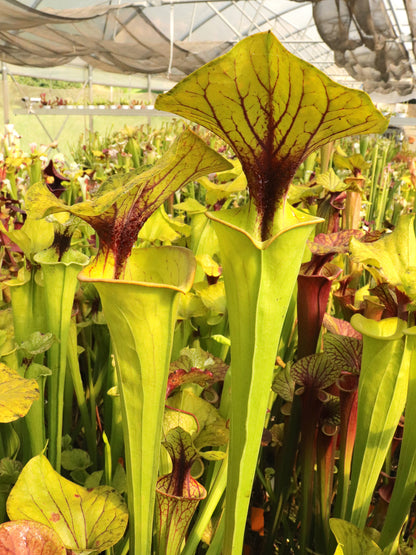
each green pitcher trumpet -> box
[79,246,196,554]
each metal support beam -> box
[88,64,94,133]
[147,74,152,102]
[2,62,10,126]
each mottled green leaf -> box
[19,332,55,357]
[308,230,365,255]
[0,363,39,423]
[156,31,387,239]
[7,455,128,554]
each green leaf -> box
[316,168,346,193]
[61,449,92,472]
[174,197,206,215]
[195,254,221,277]
[111,464,127,495]
[287,183,323,204]
[156,31,388,239]
[138,205,190,244]
[379,328,416,550]
[7,454,128,554]
[197,160,247,205]
[330,518,382,554]
[1,217,54,261]
[291,353,340,390]
[194,281,226,314]
[272,364,295,402]
[198,450,227,461]
[167,390,229,449]
[350,215,416,293]
[19,332,55,357]
[0,363,39,423]
[79,245,196,555]
[347,315,407,527]
[323,334,362,374]
[0,309,17,360]
[27,130,231,277]
[0,520,67,554]
[164,407,199,438]
[333,152,370,173]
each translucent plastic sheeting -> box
[0,0,233,77]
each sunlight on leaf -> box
[329,518,382,554]
[7,455,128,554]
[316,168,346,193]
[156,31,388,239]
[0,363,39,423]
[351,314,407,340]
[350,215,416,294]
[0,217,54,261]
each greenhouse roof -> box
[1,0,416,102]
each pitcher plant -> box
[26,129,231,554]
[156,30,388,553]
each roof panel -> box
[2,0,416,101]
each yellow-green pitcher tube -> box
[208,201,322,554]
[79,246,196,555]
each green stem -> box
[66,319,96,468]
[35,248,88,471]
[8,272,46,458]
[181,457,228,555]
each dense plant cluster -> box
[1,32,416,555]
